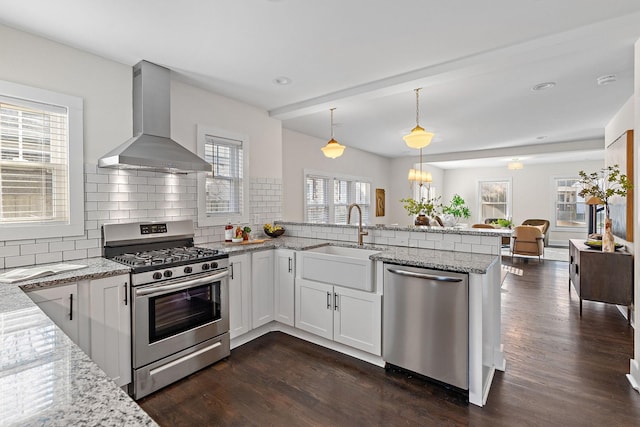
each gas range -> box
[102,219,229,286]
[102,219,231,400]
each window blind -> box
[204,134,243,215]
[306,176,329,223]
[0,97,69,224]
[304,173,370,224]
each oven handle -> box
[135,270,229,297]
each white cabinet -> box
[296,278,333,339]
[274,249,295,326]
[333,286,381,354]
[229,253,251,339]
[27,282,79,345]
[88,275,131,387]
[251,250,274,328]
[295,278,382,355]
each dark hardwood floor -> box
[139,258,640,426]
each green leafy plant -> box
[442,194,470,220]
[577,164,632,215]
[491,218,513,228]
[400,196,441,216]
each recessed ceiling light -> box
[536,135,547,140]
[596,74,617,86]
[273,76,291,85]
[531,82,556,91]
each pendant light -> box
[321,108,346,159]
[403,88,434,149]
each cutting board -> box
[240,238,270,245]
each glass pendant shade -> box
[322,108,345,158]
[321,138,346,159]
[403,125,434,149]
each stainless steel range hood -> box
[98,60,211,174]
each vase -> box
[415,214,430,226]
[602,218,615,252]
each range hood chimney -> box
[98,60,211,173]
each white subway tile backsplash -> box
[6,255,35,268]
[0,171,282,269]
[36,252,63,264]
[110,193,129,202]
[0,246,20,257]
[109,174,128,184]
[63,249,88,261]
[50,241,75,252]
[20,243,49,255]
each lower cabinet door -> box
[229,253,252,338]
[89,275,131,387]
[333,287,382,355]
[27,282,79,345]
[295,278,333,340]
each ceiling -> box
[1,0,639,166]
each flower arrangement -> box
[577,164,632,215]
[400,196,441,217]
[442,194,470,222]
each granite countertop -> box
[0,258,157,427]
[207,236,498,274]
[275,220,513,237]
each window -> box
[0,80,83,240]
[478,179,511,222]
[197,125,249,226]
[304,171,371,224]
[554,177,587,228]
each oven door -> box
[133,269,229,368]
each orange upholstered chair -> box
[511,225,544,261]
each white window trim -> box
[476,177,512,223]
[196,124,250,227]
[303,168,372,224]
[550,175,588,232]
[0,79,84,240]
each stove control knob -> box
[164,270,173,278]
[184,266,193,274]
[202,263,210,271]
[211,262,218,269]
[153,272,162,280]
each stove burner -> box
[113,246,220,267]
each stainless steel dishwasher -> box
[383,264,468,390]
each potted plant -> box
[577,164,632,252]
[442,194,470,225]
[400,196,441,225]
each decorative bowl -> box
[584,240,623,250]
[264,227,285,238]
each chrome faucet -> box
[347,203,368,246]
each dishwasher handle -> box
[386,268,463,282]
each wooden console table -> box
[568,239,633,323]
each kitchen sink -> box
[299,245,380,291]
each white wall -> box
[282,128,390,223]
[440,160,603,245]
[0,24,132,164]
[171,80,282,179]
